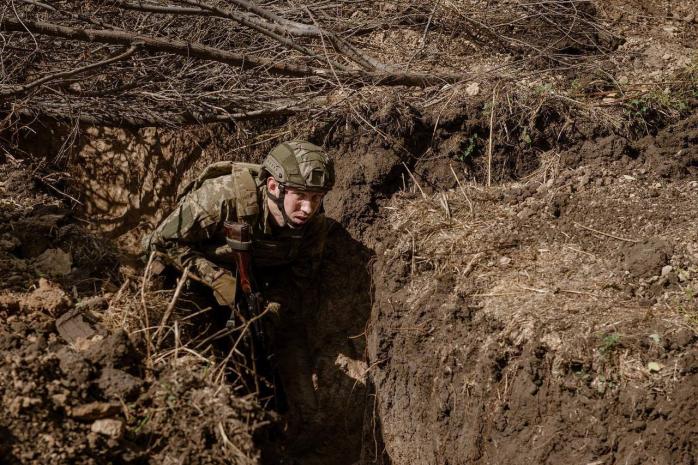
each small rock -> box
[75,296,108,311]
[499,257,512,266]
[34,249,72,276]
[71,402,120,420]
[677,270,689,282]
[623,238,673,278]
[465,82,480,96]
[56,346,92,384]
[91,419,124,439]
[51,393,68,407]
[617,75,629,85]
[85,330,138,368]
[661,265,673,277]
[647,362,662,373]
[24,278,72,315]
[96,368,144,401]
[672,328,695,349]
[56,308,97,345]
[517,208,534,220]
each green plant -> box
[599,333,621,354]
[458,134,480,161]
[520,127,532,146]
[131,412,151,433]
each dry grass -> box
[382,162,698,393]
[99,263,272,462]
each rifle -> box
[223,220,273,397]
[223,221,263,328]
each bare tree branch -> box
[215,0,385,70]
[1,44,139,97]
[0,18,464,86]
[171,0,351,71]
[13,102,310,127]
[1,17,321,76]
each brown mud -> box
[0,163,266,464]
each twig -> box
[213,304,274,384]
[439,192,451,220]
[559,289,601,298]
[573,222,639,243]
[449,163,474,216]
[140,252,156,370]
[1,44,139,97]
[402,162,428,200]
[487,84,498,187]
[154,265,190,349]
[563,245,596,259]
[462,252,483,276]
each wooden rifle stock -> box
[223,221,254,295]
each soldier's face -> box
[284,188,324,226]
[267,177,324,227]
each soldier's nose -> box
[300,201,313,215]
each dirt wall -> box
[365,115,698,464]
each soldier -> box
[142,140,334,307]
[142,140,335,443]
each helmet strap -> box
[267,184,294,228]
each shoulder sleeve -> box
[142,175,237,252]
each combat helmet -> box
[261,140,335,192]
[261,140,334,227]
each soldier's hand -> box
[211,271,237,306]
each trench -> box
[22,109,698,464]
[50,125,393,465]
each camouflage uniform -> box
[141,162,328,304]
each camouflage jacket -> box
[142,163,328,292]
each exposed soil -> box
[366,114,698,464]
[1,0,697,462]
[2,102,697,465]
[0,162,266,465]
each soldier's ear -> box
[266,176,278,194]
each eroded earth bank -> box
[2,0,698,463]
[365,115,698,464]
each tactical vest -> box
[185,161,305,269]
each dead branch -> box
[0,18,320,78]
[175,0,351,71]
[211,0,385,70]
[12,103,311,127]
[1,18,463,86]
[1,44,139,97]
